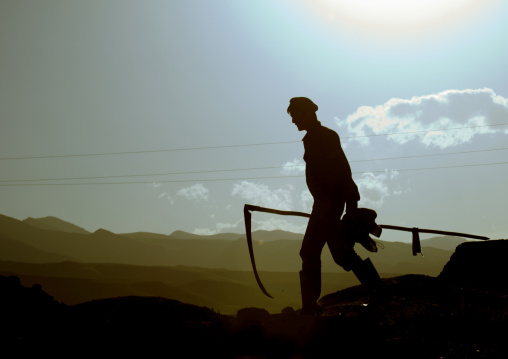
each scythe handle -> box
[245,204,311,218]
[379,224,489,240]
[243,203,489,297]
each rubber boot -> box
[299,270,322,315]
[352,258,389,306]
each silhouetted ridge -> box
[0,275,231,354]
[3,263,508,357]
[0,275,60,308]
[0,275,63,345]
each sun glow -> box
[309,0,494,41]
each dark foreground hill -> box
[1,276,507,358]
[2,240,507,358]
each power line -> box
[1,123,507,161]
[343,122,508,139]
[0,141,299,161]
[1,146,507,183]
[376,161,508,174]
[350,146,508,163]
[0,166,285,183]
[1,161,507,186]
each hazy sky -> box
[1,0,507,242]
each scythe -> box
[243,203,490,298]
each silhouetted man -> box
[288,97,382,315]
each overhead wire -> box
[1,122,507,161]
[1,161,507,186]
[1,122,507,186]
[1,146,508,183]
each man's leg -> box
[330,249,388,305]
[299,268,322,315]
[299,224,326,315]
[299,199,343,315]
[351,258,388,306]
[328,214,388,305]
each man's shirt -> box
[302,122,359,201]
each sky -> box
[1,0,507,242]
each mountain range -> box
[0,213,479,313]
[0,213,468,273]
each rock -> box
[438,239,508,292]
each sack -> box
[342,208,382,252]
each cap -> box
[287,97,318,114]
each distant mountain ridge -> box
[165,229,304,241]
[0,213,478,276]
[23,216,90,234]
[13,213,469,248]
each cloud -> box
[337,88,508,149]
[300,190,313,213]
[232,181,295,210]
[158,192,175,205]
[193,228,216,236]
[281,158,305,175]
[193,219,243,235]
[253,218,307,234]
[177,183,209,201]
[356,170,400,208]
[193,228,215,235]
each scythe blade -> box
[244,205,273,298]
[243,204,311,299]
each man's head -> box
[287,97,319,131]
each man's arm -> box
[320,130,359,200]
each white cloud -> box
[158,192,175,205]
[232,181,295,210]
[300,190,313,213]
[281,158,305,175]
[177,183,209,201]
[253,218,307,234]
[337,88,508,149]
[356,171,400,208]
[193,219,243,235]
[193,228,216,236]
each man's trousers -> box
[299,197,362,310]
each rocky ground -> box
[1,240,507,358]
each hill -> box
[22,216,90,234]
[3,238,508,359]
[166,230,244,240]
[0,237,72,263]
[0,260,364,313]
[419,235,468,250]
[0,213,469,276]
